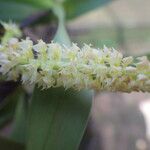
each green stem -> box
[52,2,71,46]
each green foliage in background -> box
[0,1,40,21]
[0,0,112,21]
[64,0,112,19]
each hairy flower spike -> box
[0,38,150,92]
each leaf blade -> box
[64,0,112,19]
[27,87,92,150]
[0,0,54,22]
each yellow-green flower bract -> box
[0,38,150,92]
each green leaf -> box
[64,0,112,19]
[11,92,29,144]
[27,87,92,150]
[0,0,53,22]
[0,0,112,22]
[0,0,53,10]
[0,1,41,22]
[0,136,25,150]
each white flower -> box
[1,22,21,44]
[0,37,149,92]
[19,38,33,52]
[125,66,137,73]
[47,43,62,60]
[136,56,150,70]
[122,56,133,66]
[137,74,148,81]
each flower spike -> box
[0,38,149,92]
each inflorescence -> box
[0,22,21,45]
[0,37,149,92]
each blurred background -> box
[69,0,150,56]
[0,0,150,150]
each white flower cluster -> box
[0,22,21,44]
[0,38,150,92]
